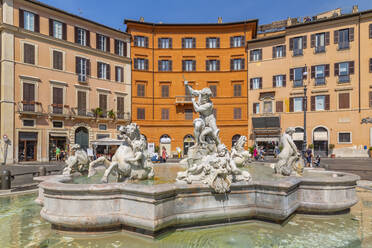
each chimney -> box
[352,5,358,13]
[139,17,144,22]
[218,17,222,24]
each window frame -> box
[338,132,352,144]
[233,84,242,97]
[52,120,63,128]
[293,97,303,112]
[23,10,35,32]
[161,85,170,98]
[161,108,169,120]
[233,108,242,120]
[137,83,145,97]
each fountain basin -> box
[35,168,359,236]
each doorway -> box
[313,127,329,157]
[49,136,67,161]
[18,132,38,161]
[75,127,89,150]
[183,134,195,155]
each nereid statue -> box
[62,144,90,175]
[274,127,304,176]
[88,123,154,183]
[177,81,251,193]
[231,136,251,167]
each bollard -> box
[1,170,11,190]
[38,166,47,176]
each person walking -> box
[259,146,265,161]
[161,147,168,163]
[253,147,258,160]
[274,145,280,158]
[305,146,313,167]
[55,146,61,161]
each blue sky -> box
[39,0,372,31]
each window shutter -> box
[192,38,196,48]
[334,63,339,76]
[230,59,233,71]
[62,23,67,40]
[216,60,220,71]
[75,57,80,74]
[289,38,293,50]
[115,67,118,82]
[35,14,40,32]
[259,77,262,89]
[74,27,78,43]
[145,59,148,70]
[283,75,286,87]
[272,75,276,88]
[216,38,220,48]
[106,64,110,80]
[276,101,283,113]
[325,32,330,45]
[230,37,233,47]
[289,98,293,112]
[334,30,339,44]
[283,45,286,57]
[124,42,127,57]
[121,66,124,82]
[249,50,253,61]
[259,49,262,60]
[370,58,372,73]
[87,59,91,76]
[290,68,294,81]
[250,78,253,89]
[272,46,275,58]
[369,92,372,108]
[206,60,209,71]
[253,103,257,114]
[49,19,53,36]
[145,37,148,48]
[349,61,354,74]
[134,36,138,46]
[158,60,161,71]
[53,50,57,69]
[182,60,185,71]
[158,38,161,48]
[29,44,35,64]
[206,38,209,48]
[19,9,24,28]
[325,95,330,110]
[169,60,172,71]
[86,30,90,47]
[311,66,315,78]
[192,60,196,71]
[339,92,350,109]
[349,28,354,42]
[370,24,372,39]
[96,34,100,49]
[182,38,185,48]
[325,64,329,77]
[241,58,245,69]
[303,67,307,80]
[311,96,315,111]
[114,40,118,54]
[106,37,110,52]
[97,62,101,78]
[310,34,315,48]
[302,35,307,49]
[169,38,172,48]
[133,58,137,70]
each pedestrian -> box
[259,146,265,161]
[56,146,61,161]
[314,155,321,167]
[60,149,65,161]
[306,146,313,167]
[161,147,168,163]
[274,145,280,158]
[253,147,258,160]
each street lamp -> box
[302,66,308,157]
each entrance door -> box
[183,134,195,155]
[313,127,328,157]
[75,127,89,150]
[18,132,38,161]
[49,136,67,161]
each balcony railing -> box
[315,46,325,53]
[116,112,131,121]
[48,104,71,117]
[175,95,193,104]
[338,75,350,83]
[17,101,44,115]
[71,108,94,118]
[293,49,303,56]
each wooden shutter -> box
[115,66,118,81]
[86,30,90,47]
[49,19,54,36]
[192,38,196,48]
[62,23,67,40]
[192,60,196,71]
[241,58,245,69]
[369,92,372,108]
[311,66,315,78]
[370,58,372,73]
[349,28,354,42]
[77,91,86,111]
[96,34,100,49]
[325,95,330,110]
[169,60,172,71]
[253,103,257,114]
[283,75,286,87]
[99,94,107,111]
[339,92,350,109]
[144,37,148,48]
[289,38,293,50]
[230,59,234,70]
[250,78,253,89]
[259,49,262,60]
[169,38,172,48]
[325,32,330,45]
[259,77,262,89]
[19,9,24,28]
[216,38,220,48]
[87,59,91,76]
[289,68,294,81]
[74,27,78,43]
[206,60,209,71]
[24,43,35,64]
[206,37,210,48]
[124,42,127,57]
[272,46,276,58]
[325,64,330,77]
[34,14,40,32]
[230,37,233,47]
[97,62,101,78]
[75,57,80,73]
[310,96,315,111]
[144,59,148,70]
[106,64,111,80]
[53,50,62,70]
[216,60,220,71]
[302,35,307,49]
[182,38,185,48]
[158,60,161,71]
[53,87,63,105]
[249,50,253,61]
[349,61,354,74]
[334,30,339,44]
[23,83,35,102]
[117,97,124,113]
[334,63,339,76]
[272,75,276,88]
[106,37,111,52]
[134,36,138,46]
[276,101,283,112]
[114,40,118,54]
[289,98,294,112]
[157,38,161,48]
[370,24,372,39]
[182,60,185,71]
[120,66,124,82]
[310,34,315,48]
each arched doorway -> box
[232,134,241,147]
[313,126,328,157]
[293,127,304,151]
[160,134,171,157]
[75,127,89,150]
[183,134,195,155]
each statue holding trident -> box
[184,79,221,147]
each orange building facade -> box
[126,19,257,156]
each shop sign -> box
[314,132,328,141]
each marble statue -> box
[231,136,251,167]
[62,144,90,175]
[177,81,251,193]
[274,127,304,176]
[88,123,154,183]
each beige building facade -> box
[247,8,372,157]
[0,0,131,162]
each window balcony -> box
[292,49,303,57]
[48,104,71,118]
[293,80,303,87]
[314,46,325,53]
[315,77,326,85]
[175,95,193,105]
[338,75,350,83]
[116,112,131,121]
[17,101,44,116]
[338,42,350,50]
[70,107,94,119]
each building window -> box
[182,38,196,48]
[134,58,148,70]
[22,83,35,112]
[51,20,63,39]
[263,101,273,113]
[370,92,372,108]
[250,77,262,90]
[273,75,286,87]
[338,132,351,143]
[209,85,217,97]
[291,67,304,87]
[115,40,127,57]
[76,27,88,46]
[76,57,89,82]
[312,32,328,53]
[185,109,193,120]
[23,119,35,127]
[276,101,283,112]
[98,124,107,130]
[253,103,260,114]
[293,97,303,112]
[97,134,110,140]
[158,38,172,49]
[134,36,148,47]
[272,45,286,58]
[161,109,169,120]
[117,96,125,119]
[206,60,220,71]
[182,60,196,71]
[158,60,172,71]
[336,28,353,50]
[233,84,241,97]
[230,36,244,47]
[233,108,241,119]
[99,94,108,117]
[311,65,328,85]
[231,58,244,71]
[24,43,35,64]
[52,87,63,114]
[339,92,350,109]
[96,34,109,52]
[137,84,145,97]
[206,37,220,48]
[291,36,305,56]
[335,62,354,83]
[115,66,124,82]
[161,85,169,98]
[53,50,63,70]
[98,62,110,80]
[23,10,35,31]
[250,49,262,61]
[315,95,325,111]
[52,121,63,128]
[77,91,87,115]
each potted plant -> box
[329,144,335,158]
[368,147,372,157]
[108,109,116,121]
[93,107,103,118]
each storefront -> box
[18,132,38,161]
[293,127,304,151]
[252,117,281,155]
[91,137,123,160]
[183,134,195,155]
[313,126,329,157]
[49,133,68,161]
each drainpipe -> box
[358,13,361,113]
[152,24,155,119]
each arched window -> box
[160,134,171,144]
[232,134,241,147]
[183,134,195,155]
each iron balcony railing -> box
[48,104,71,116]
[175,95,193,104]
[17,101,44,115]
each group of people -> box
[151,147,169,163]
[304,147,321,167]
[253,146,266,161]
[55,147,67,161]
